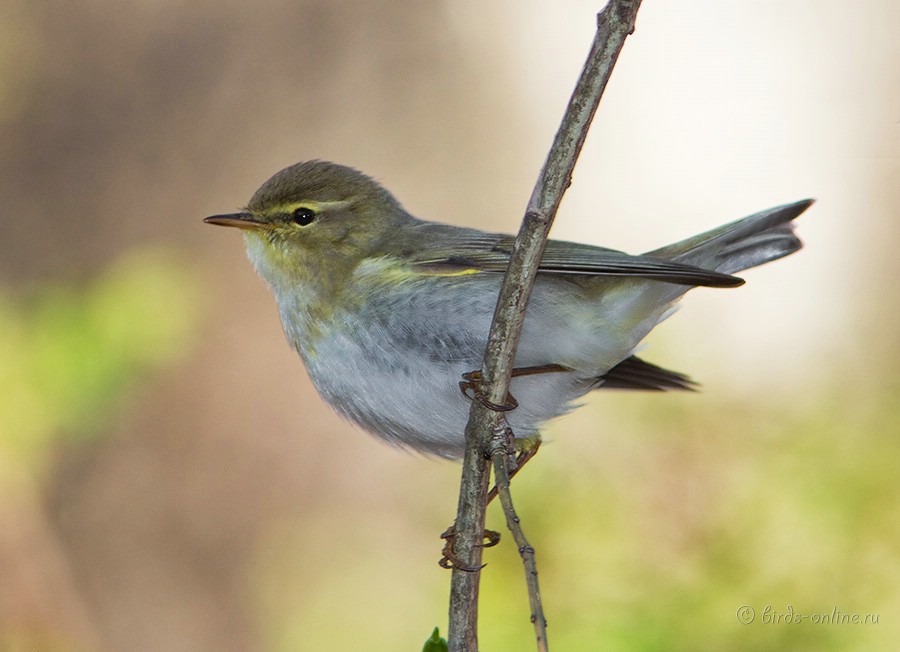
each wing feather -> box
[408,226,742,288]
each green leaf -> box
[422,627,448,652]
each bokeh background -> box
[1,0,898,650]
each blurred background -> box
[1,0,897,650]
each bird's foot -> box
[459,370,519,412]
[438,524,501,571]
[459,364,571,412]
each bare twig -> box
[447,2,644,651]
[490,426,548,651]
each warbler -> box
[206,160,811,458]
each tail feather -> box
[599,200,812,394]
[594,355,697,392]
[646,199,813,274]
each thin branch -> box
[447,2,644,651]
[490,427,547,652]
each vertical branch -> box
[447,2,644,651]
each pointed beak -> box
[203,212,266,230]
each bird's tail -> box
[646,199,813,275]
[582,199,812,388]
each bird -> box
[205,160,811,458]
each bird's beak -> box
[203,212,266,230]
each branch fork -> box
[447,3,645,650]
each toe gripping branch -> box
[439,526,501,572]
[459,364,569,413]
[459,370,519,412]
[442,366,557,570]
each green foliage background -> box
[0,250,200,468]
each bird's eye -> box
[290,207,316,226]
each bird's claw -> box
[459,370,519,412]
[439,525,501,571]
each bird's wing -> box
[408,228,743,288]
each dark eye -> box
[290,207,316,226]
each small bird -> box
[206,160,811,458]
